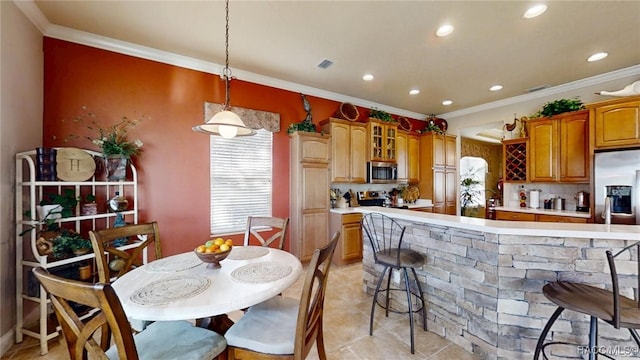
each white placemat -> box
[230,262,292,284]
[145,255,202,273]
[130,276,210,306]
[227,246,270,260]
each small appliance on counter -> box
[574,191,590,212]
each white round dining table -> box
[112,246,303,322]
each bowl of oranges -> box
[194,238,234,269]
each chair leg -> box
[630,329,640,347]
[370,265,389,336]
[316,316,327,360]
[588,316,598,360]
[534,306,565,360]
[385,267,392,317]
[403,268,415,354]
[410,267,427,331]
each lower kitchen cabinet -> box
[495,210,588,223]
[329,212,363,265]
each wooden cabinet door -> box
[593,100,640,149]
[300,135,330,163]
[433,135,446,167]
[432,168,446,214]
[445,168,457,215]
[408,135,420,184]
[445,135,456,168]
[560,111,589,182]
[340,214,363,263]
[385,125,397,161]
[495,211,536,221]
[330,122,350,182]
[529,118,558,182]
[368,122,385,161]
[396,132,408,183]
[350,125,367,183]
[536,214,588,223]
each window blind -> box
[210,129,273,234]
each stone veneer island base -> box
[357,207,640,360]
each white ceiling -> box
[25,1,640,123]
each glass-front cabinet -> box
[367,120,398,162]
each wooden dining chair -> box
[89,222,162,284]
[225,231,340,360]
[32,267,227,360]
[243,216,289,249]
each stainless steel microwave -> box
[367,161,397,183]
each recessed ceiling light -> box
[436,24,454,37]
[490,85,503,91]
[587,52,608,62]
[362,74,374,81]
[442,100,453,106]
[523,4,547,19]
[409,89,420,95]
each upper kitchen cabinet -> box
[503,138,527,182]
[396,131,420,184]
[321,118,366,183]
[419,133,457,215]
[589,96,640,150]
[528,109,589,183]
[367,119,397,162]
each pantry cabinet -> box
[367,119,397,162]
[321,118,366,183]
[290,132,331,262]
[589,96,640,149]
[396,131,420,184]
[419,133,457,215]
[528,110,589,183]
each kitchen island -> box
[356,207,640,360]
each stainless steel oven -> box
[367,161,397,183]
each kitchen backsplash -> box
[503,182,590,211]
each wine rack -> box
[503,139,527,182]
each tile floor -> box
[1,262,478,359]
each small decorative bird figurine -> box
[504,114,518,132]
[597,81,640,97]
[301,93,313,124]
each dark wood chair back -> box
[243,216,289,249]
[32,267,138,360]
[89,222,162,284]
[361,212,406,266]
[294,231,339,359]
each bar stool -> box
[361,212,427,354]
[534,241,640,360]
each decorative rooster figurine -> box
[504,114,518,132]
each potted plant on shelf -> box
[369,108,395,123]
[66,106,145,181]
[80,194,97,216]
[51,229,92,258]
[532,97,585,118]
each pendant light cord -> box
[223,0,231,110]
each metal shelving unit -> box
[15,148,142,355]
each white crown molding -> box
[16,0,638,122]
[439,65,640,119]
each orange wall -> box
[42,38,422,256]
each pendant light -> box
[193,0,255,138]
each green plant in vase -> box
[369,108,396,123]
[52,229,92,258]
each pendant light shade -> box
[193,0,254,138]
[193,110,255,138]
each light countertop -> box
[351,206,640,240]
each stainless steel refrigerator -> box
[594,149,640,225]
